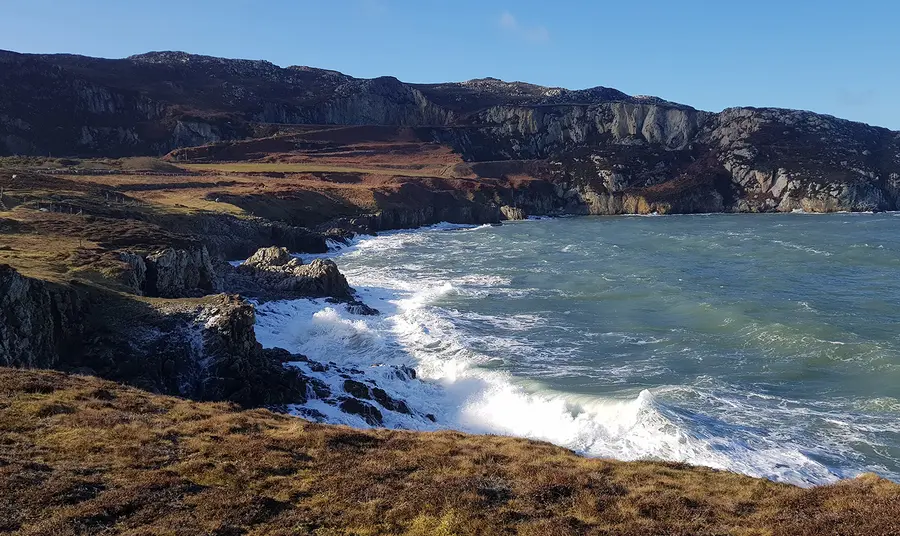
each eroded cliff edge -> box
[3,49,899,214]
[3,48,900,417]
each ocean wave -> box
[771,239,833,257]
[248,215,900,486]
[253,261,842,487]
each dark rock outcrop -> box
[0,265,319,408]
[143,246,222,298]
[225,246,351,299]
[2,49,899,214]
[84,293,317,407]
[0,265,88,368]
[341,379,411,415]
[339,397,383,426]
[157,294,309,406]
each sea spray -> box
[254,216,900,486]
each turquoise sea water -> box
[255,214,900,486]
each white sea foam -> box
[771,239,833,257]
[249,224,857,487]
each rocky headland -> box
[1,49,899,534]
[2,49,899,216]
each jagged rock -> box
[500,205,526,220]
[117,251,147,294]
[226,246,351,299]
[0,265,87,368]
[144,246,221,298]
[342,379,410,414]
[0,260,322,409]
[339,398,383,426]
[134,294,313,406]
[372,387,411,414]
[0,258,337,409]
[345,301,380,316]
[343,379,371,400]
[327,296,379,315]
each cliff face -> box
[0,262,327,407]
[2,49,899,213]
[460,102,708,158]
[700,108,900,212]
[0,265,88,369]
[0,51,457,157]
[121,294,313,406]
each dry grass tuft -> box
[1,368,897,535]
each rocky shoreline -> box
[3,49,900,217]
[3,188,900,534]
[1,200,895,423]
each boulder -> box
[227,246,352,299]
[244,246,292,268]
[339,398,383,426]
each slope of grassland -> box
[2,132,899,536]
[2,368,899,536]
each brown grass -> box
[181,162,449,177]
[1,368,897,535]
[117,157,186,174]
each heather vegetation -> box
[2,369,898,536]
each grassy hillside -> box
[2,368,898,536]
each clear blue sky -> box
[2,0,897,129]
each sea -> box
[251,213,900,487]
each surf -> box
[253,216,900,486]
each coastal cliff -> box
[0,239,361,409]
[1,49,900,533]
[2,50,899,214]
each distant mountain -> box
[0,49,681,157]
[1,49,899,212]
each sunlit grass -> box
[2,368,898,535]
[182,162,441,177]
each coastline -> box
[5,367,898,535]
[3,207,900,533]
[2,43,900,532]
[255,215,900,487]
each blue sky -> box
[2,0,897,129]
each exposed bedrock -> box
[0,265,89,369]
[0,267,323,408]
[0,249,370,409]
[225,246,351,299]
[121,294,316,406]
[454,102,709,159]
[143,246,221,298]
[114,245,220,298]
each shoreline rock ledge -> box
[225,246,352,300]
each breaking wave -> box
[253,219,900,487]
